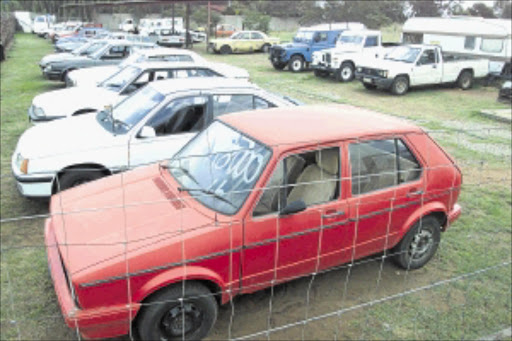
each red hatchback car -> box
[45,105,461,340]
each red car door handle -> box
[407,190,424,197]
[323,210,346,219]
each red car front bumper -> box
[45,219,139,339]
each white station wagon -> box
[13,78,299,198]
[28,61,250,122]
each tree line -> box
[1,0,510,30]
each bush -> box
[223,6,236,15]
[243,10,271,33]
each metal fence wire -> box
[0,126,511,341]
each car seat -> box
[287,149,339,207]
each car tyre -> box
[61,69,75,82]
[262,43,271,53]
[393,216,441,270]
[314,69,329,78]
[219,45,232,55]
[335,62,354,82]
[391,76,409,95]
[457,70,473,90]
[289,55,305,72]
[136,282,218,341]
[272,61,287,70]
[56,169,103,192]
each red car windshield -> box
[169,121,271,215]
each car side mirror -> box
[138,126,156,138]
[279,200,306,217]
[314,35,321,43]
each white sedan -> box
[28,61,250,122]
[13,78,299,198]
[66,47,207,87]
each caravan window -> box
[481,39,503,53]
[464,36,476,50]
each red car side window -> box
[253,147,340,216]
[349,138,422,195]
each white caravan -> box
[33,15,52,36]
[139,17,184,36]
[402,16,511,75]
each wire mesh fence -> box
[1,122,511,341]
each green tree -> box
[298,1,325,25]
[502,2,512,18]
[468,2,496,18]
[243,9,271,32]
[260,0,300,17]
[494,0,512,18]
[322,1,406,29]
[379,0,407,23]
[191,6,221,32]
[410,0,442,17]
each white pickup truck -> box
[311,30,399,82]
[355,44,489,95]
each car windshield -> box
[339,35,363,45]
[89,44,112,59]
[294,31,314,42]
[169,121,271,215]
[96,85,165,134]
[100,65,141,92]
[72,41,107,56]
[230,32,242,39]
[384,46,421,63]
[120,52,144,67]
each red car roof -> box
[220,104,423,148]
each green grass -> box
[1,33,511,340]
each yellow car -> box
[208,31,280,54]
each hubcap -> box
[160,303,203,338]
[341,67,352,80]
[409,229,433,260]
[396,80,407,93]
[292,60,301,71]
[462,77,470,87]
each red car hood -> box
[49,164,215,284]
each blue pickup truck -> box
[269,23,365,72]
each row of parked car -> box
[264,22,492,95]
[37,19,206,54]
[13,24,463,341]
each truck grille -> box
[360,67,382,77]
[270,47,284,59]
[325,53,331,64]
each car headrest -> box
[316,149,339,175]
